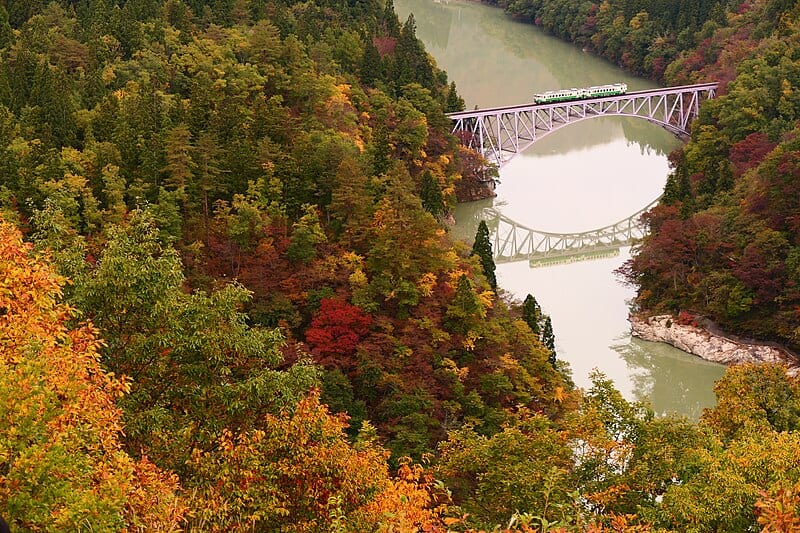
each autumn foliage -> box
[306,298,372,363]
[0,218,185,531]
[187,392,445,531]
[4,0,800,530]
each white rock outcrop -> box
[630,314,800,375]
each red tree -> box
[729,132,775,178]
[306,298,372,365]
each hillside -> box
[1,0,800,531]
[0,0,566,529]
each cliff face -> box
[630,315,800,376]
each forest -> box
[0,0,800,531]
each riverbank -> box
[630,314,800,376]
[455,174,496,202]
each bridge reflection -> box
[478,198,659,267]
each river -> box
[394,0,726,418]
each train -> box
[533,83,628,104]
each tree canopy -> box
[1,0,800,530]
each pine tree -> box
[163,123,196,209]
[445,81,465,113]
[541,315,556,366]
[471,220,497,291]
[330,156,373,248]
[522,294,541,337]
[29,60,77,147]
[195,132,223,237]
[0,7,13,49]
[381,0,400,37]
[6,0,44,27]
[371,125,391,176]
[676,169,693,216]
[360,37,383,86]
[661,172,680,205]
[419,170,444,218]
[662,167,692,206]
[445,274,482,334]
[394,14,435,90]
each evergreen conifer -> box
[445,81,465,113]
[541,315,556,366]
[420,170,444,218]
[471,220,497,291]
[360,38,383,86]
[522,294,541,336]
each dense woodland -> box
[1,0,800,531]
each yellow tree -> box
[188,392,446,531]
[0,218,185,531]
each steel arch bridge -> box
[448,83,717,168]
[480,197,659,266]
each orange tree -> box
[188,392,448,531]
[0,217,185,531]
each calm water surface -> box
[395,0,726,418]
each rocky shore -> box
[630,314,800,376]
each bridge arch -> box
[448,83,717,168]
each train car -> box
[584,83,628,98]
[533,83,627,104]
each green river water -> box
[394,0,726,418]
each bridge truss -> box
[448,83,717,167]
[481,198,659,266]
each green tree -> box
[68,210,318,474]
[0,7,12,49]
[188,393,444,530]
[445,274,482,334]
[541,315,556,366]
[419,170,444,218]
[702,363,800,442]
[471,220,497,291]
[163,123,196,210]
[654,430,800,532]
[436,411,575,529]
[195,131,224,234]
[521,293,541,336]
[366,164,451,314]
[380,0,400,37]
[29,59,77,147]
[445,81,465,113]
[360,37,383,86]
[371,124,392,176]
[100,164,128,225]
[662,167,692,207]
[287,203,327,263]
[393,14,434,90]
[0,218,185,531]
